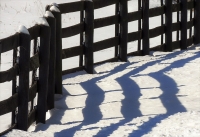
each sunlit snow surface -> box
[0,0,200,137]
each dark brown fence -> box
[0,0,200,135]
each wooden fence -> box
[0,0,200,135]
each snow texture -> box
[50,5,60,12]
[17,25,29,35]
[51,3,59,7]
[44,11,54,18]
[37,17,49,26]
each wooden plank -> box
[17,31,31,131]
[84,0,94,74]
[0,124,17,136]
[127,11,142,22]
[165,0,173,51]
[45,15,56,110]
[161,0,164,46]
[187,0,194,9]
[180,0,188,50]
[93,37,119,52]
[79,9,84,67]
[172,22,181,31]
[0,33,19,53]
[51,9,62,95]
[0,93,18,116]
[29,53,40,71]
[94,15,118,29]
[149,6,165,18]
[28,81,37,102]
[149,26,165,39]
[62,23,84,38]
[119,0,128,61]
[0,64,19,83]
[138,0,142,51]
[93,0,119,9]
[115,3,119,57]
[62,46,83,59]
[194,0,200,44]
[58,1,84,13]
[28,109,36,128]
[28,25,40,40]
[172,3,181,12]
[128,30,142,42]
[37,25,50,124]
[142,0,150,55]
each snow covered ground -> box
[1,0,200,136]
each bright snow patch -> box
[44,11,54,18]
[37,17,49,26]
[17,25,29,35]
[50,6,60,12]
[51,3,59,7]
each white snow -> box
[0,0,200,137]
[50,5,60,13]
[17,25,29,35]
[44,11,54,18]
[37,17,49,26]
[51,3,59,8]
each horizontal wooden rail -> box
[0,33,19,53]
[28,109,36,128]
[0,93,18,116]
[93,36,119,52]
[62,23,84,38]
[187,1,194,9]
[28,25,40,40]
[127,11,142,22]
[62,45,83,59]
[0,64,19,83]
[28,81,38,102]
[149,6,165,18]
[29,53,40,71]
[94,15,118,29]
[128,30,142,42]
[93,0,119,9]
[172,3,180,12]
[58,1,84,14]
[149,26,165,39]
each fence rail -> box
[0,0,199,135]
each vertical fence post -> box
[181,0,188,50]
[115,2,119,57]
[165,0,173,51]
[49,5,62,94]
[17,25,30,131]
[119,0,128,61]
[79,4,84,67]
[36,18,50,123]
[142,0,150,55]
[194,0,200,44]
[138,0,142,51]
[84,0,94,74]
[44,11,56,110]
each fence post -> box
[84,0,94,74]
[119,0,128,61]
[180,0,188,50]
[44,11,56,110]
[165,0,173,51]
[115,2,119,57]
[17,25,30,131]
[194,0,200,44]
[142,0,150,55]
[49,5,62,94]
[36,18,50,123]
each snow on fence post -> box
[119,0,128,61]
[84,0,94,74]
[194,0,200,44]
[180,0,188,50]
[17,25,30,131]
[165,0,173,51]
[44,11,56,110]
[36,18,50,123]
[49,5,62,95]
[142,0,150,55]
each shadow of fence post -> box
[17,27,31,131]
